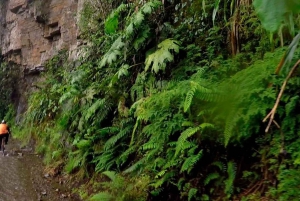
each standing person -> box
[0,120,10,151]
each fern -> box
[153,157,166,169]
[102,171,117,182]
[89,192,113,201]
[75,139,91,150]
[117,64,129,79]
[94,151,115,172]
[104,127,130,150]
[224,109,240,147]
[188,188,198,201]
[150,188,164,196]
[184,81,219,112]
[117,145,138,166]
[177,141,197,155]
[83,87,97,101]
[180,150,203,173]
[134,11,145,27]
[155,169,166,179]
[285,95,299,116]
[84,99,106,121]
[65,153,81,173]
[224,161,237,197]
[175,127,199,156]
[151,171,176,188]
[133,26,151,50]
[184,83,197,112]
[130,73,147,101]
[99,36,125,68]
[193,81,220,102]
[204,172,220,186]
[176,123,214,156]
[163,158,180,169]
[124,158,145,174]
[92,127,119,141]
[197,109,215,117]
[145,39,181,73]
[211,161,226,172]
[142,142,159,151]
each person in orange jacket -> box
[0,120,10,149]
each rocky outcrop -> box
[0,0,85,121]
[0,0,83,70]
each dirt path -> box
[0,140,81,201]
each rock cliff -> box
[0,0,83,68]
[0,0,84,120]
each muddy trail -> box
[0,140,81,201]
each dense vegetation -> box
[5,0,300,200]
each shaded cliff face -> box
[0,0,82,68]
[0,0,84,121]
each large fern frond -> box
[84,99,106,121]
[180,150,203,173]
[117,145,137,166]
[94,151,115,172]
[184,83,197,112]
[204,172,220,186]
[124,158,145,174]
[104,126,131,150]
[176,123,214,156]
[224,110,240,147]
[175,127,200,157]
[99,36,125,68]
[188,188,198,201]
[184,81,221,112]
[224,161,237,196]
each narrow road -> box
[0,150,37,201]
[0,140,79,201]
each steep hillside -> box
[1,1,300,201]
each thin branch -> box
[263,59,300,132]
[272,120,280,129]
[129,62,143,68]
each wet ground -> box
[0,140,80,201]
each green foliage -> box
[0,61,20,118]
[224,161,236,197]
[89,172,150,201]
[90,192,114,201]
[180,150,203,173]
[104,4,132,34]
[16,0,300,201]
[274,168,300,200]
[188,188,198,201]
[253,0,300,33]
[145,39,181,73]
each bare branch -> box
[263,59,300,132]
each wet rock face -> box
[0,0,84,122]
[0,0,81,68]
